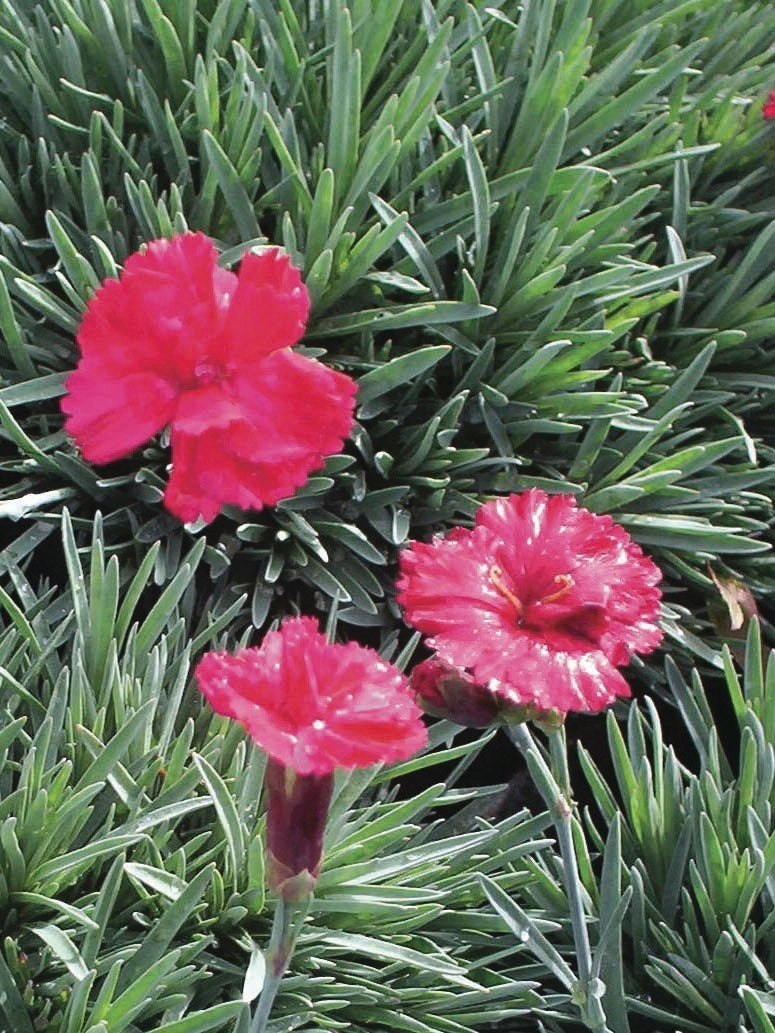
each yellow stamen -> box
[542,573,574,604]
[490,565,524,618]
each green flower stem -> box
[506,722,607,1033]
[546,725,592,985]
[250,896,309,1033]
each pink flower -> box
[196,617,427,898]
[397,490,663,715]
[764,91,775,120]
[196,616,427,776]
[61,232,357,523]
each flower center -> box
[541,573,574,604]
[490,565,524,619]
[193,360,225,386]
[489,566,575,625]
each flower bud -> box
[264,757,334,902]
[410,658,502,728]
[411,657,568,729]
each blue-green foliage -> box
[0,0,773,638]
[1,1,775,1031]
[0,515,551,1032]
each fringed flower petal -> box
[398,489,663,716]
[62,232,356,522]
[195,617,427,776]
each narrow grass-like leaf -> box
[742,987,775,1033]
[565,40,707,155]
[31,834,142,887]
[370,194,444,298]
[0,948,34,1033]
[306,168,335,267]
[193,754,246,884]
[480,874,575,990]
[61,968,96,1033]
[104,952,181,1031]
[357,346,450,405]
[124,862,188,901]
[133,538,205,659]
[117,865,213,992]
[242,942,266,1004]
[312,301,494,336]
[0,273,35,376]
[72,700,155,793]
[29,925,89,980]
[321,932,465,979]
[156,1002,244,1033]
[12,892,98,931]
[327,7,361,205]
[461,126,491,286]
[201,131,260,240]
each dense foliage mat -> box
[1,0,775,1031]
[1,0,773,643]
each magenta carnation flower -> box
[397,490,663,715]
[195,617,427,777]
[61,232,356,523]
[196,617,427,898]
